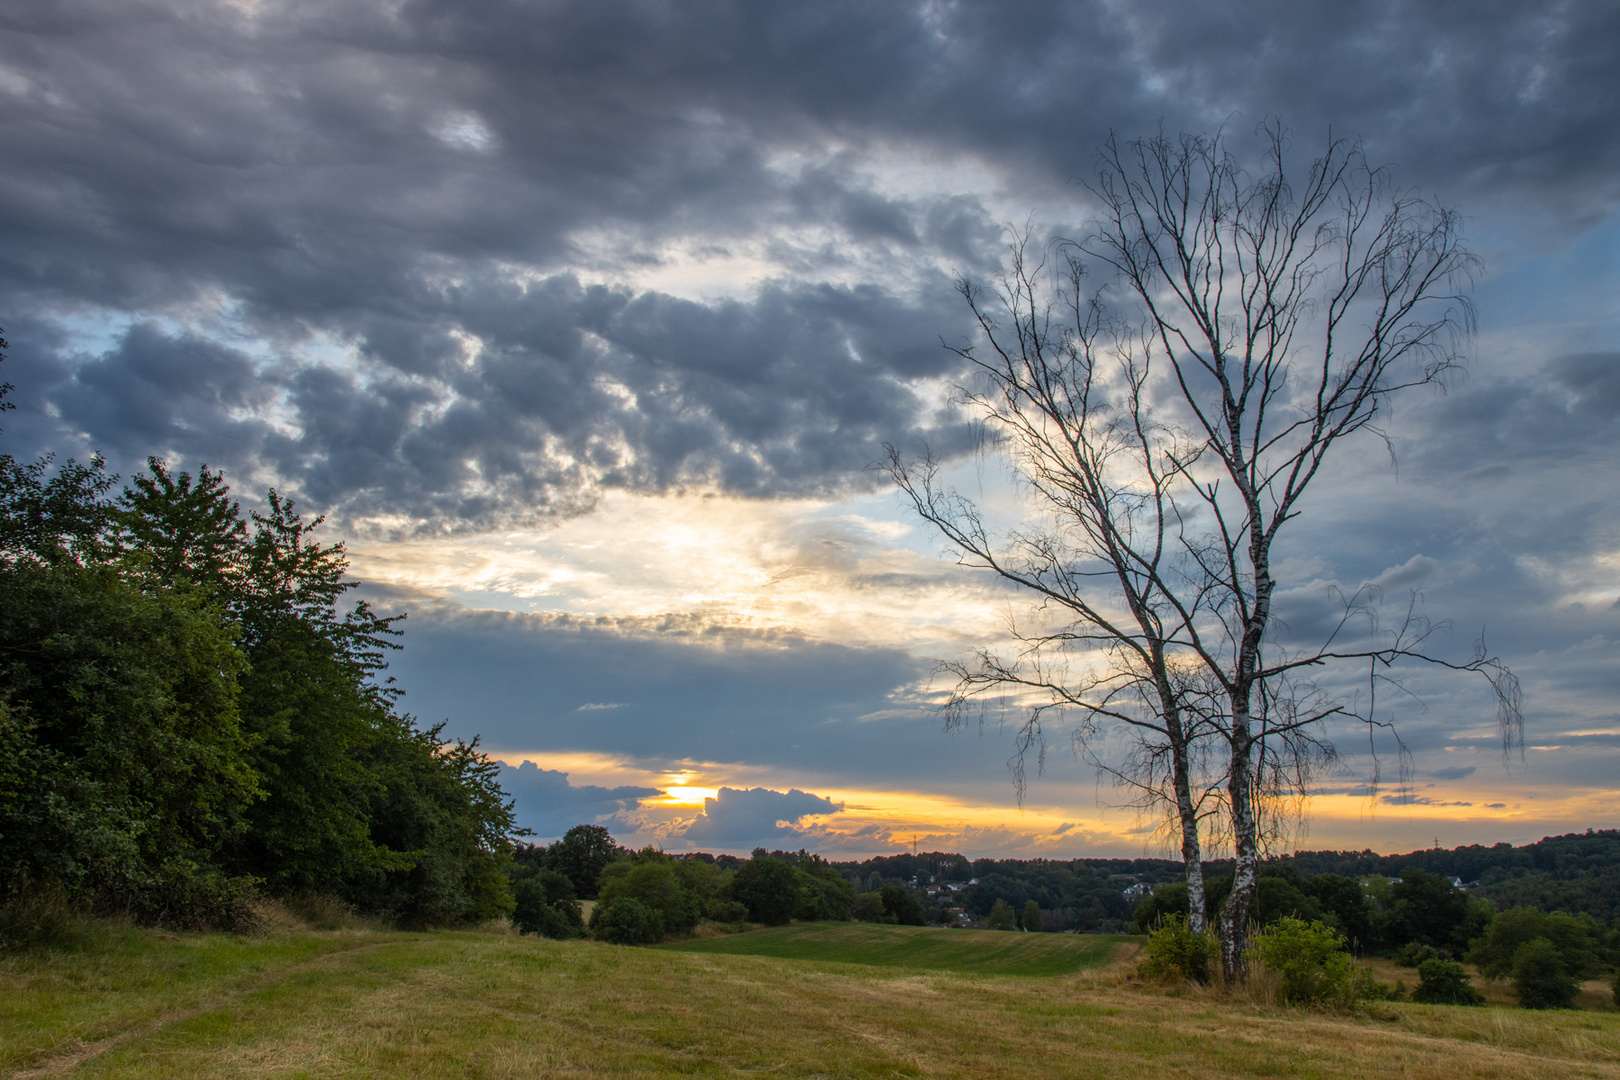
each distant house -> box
[1122,882,1153,901]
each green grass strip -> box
[660,922,1132,976]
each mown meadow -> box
[4,919,1617,1080]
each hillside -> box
[3,923,1617,1079]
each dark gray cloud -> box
[678,786,843,846]
[384,604,1035,790]
[4,0,1617,526]
[496,761,660,840]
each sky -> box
[2,0,1617,859]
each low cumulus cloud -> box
[496,761,660,839]
[678,786,844,846]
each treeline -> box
[835,852,1180,933]
[1273,830,1620,924]
[1,354,516,931]
[507,828,858,944]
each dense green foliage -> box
[1246,918,1381,1007]
[511,869,583,939]
[1138,915,1216,984]
[1282,830,1620,924]
[1511,937,1580,1009]
[1,357,517,931]
[1411,958,1484,1005]
[731,852,802,925]
[1466,907,1607,982]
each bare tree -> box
[889,123,1521,979]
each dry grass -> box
[2,925,1617,1079]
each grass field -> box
[662,922,1129,976]
[3,921,1618,1079]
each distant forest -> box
[507,826,1619,960]
[818,829,1620,932]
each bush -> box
[590,896,660,945]
[1395,942,1440,968]
[1410,958,1484,1005]
[1139,914,1216,984]
[704,897,749,923]
[1247,917,1381,1007]
[512,870,583,939]
[1511,937,1578,1009]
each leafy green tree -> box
[1021,899,1042,932]
[513,869,583,939]
[1468,907,1604,982]
[794,856,856,921]
[1300,874,1372,951]
[0,561,259,926]
[1133,881,1191,932]
[590,895,658,945]
[1410,958,1484,1005]
[987,898,1017,931]
[880,883,927,926]
[1511,937,1579,1009]
[1377,868,1490,955]
[597,852,699,939]
[732,854,801,925]
[545,825,627,899]
[115,459,246,589]
[0,454,116,566]
[852,892,890,922]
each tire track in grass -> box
[3,937,408,1079]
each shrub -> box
[1410,958,1484,1005]
[704,897,749,923]
[1511,937,1578,1009]
[512,870,583,939]
[1139,914,1216,985]
[590,896,660,945]
[1247,917,1381,1007]
[1395,942,1440,968]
